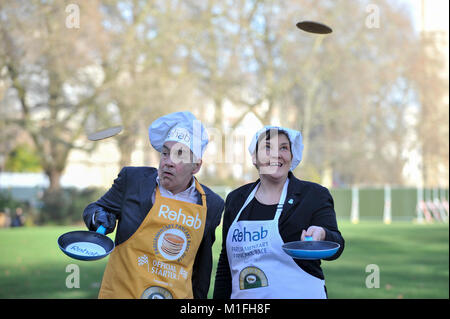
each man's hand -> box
[93,207,116,234]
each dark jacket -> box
[213,172,344,299]
[83,166,224,299]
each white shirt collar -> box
[155,174,198,204]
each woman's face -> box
[255,133,292,180]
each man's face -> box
[158,141,201,194]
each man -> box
[83,111,224,299]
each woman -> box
[213,126,344,299]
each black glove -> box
[93,207,116,234]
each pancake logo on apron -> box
[239,266,268,290]
[154,225,191,261]
[161,233,184,256]
[141,286,173,299]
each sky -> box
[403,0,449,32]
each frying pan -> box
[296,21,333,34]
[87,125,123,141]
[58,225,115,261]
[282,236,340,260]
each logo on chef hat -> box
[166,127,191,145]
[165,120,204,162]
[149,111,208,160]
[239,266,268,290]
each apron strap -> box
[194,178,207,208]
[274,179,289,220]
[233,178,289,223]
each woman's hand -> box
[301,226,326,241]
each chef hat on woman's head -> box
[148,111,209,160]
[248,125,304,171]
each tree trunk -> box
[117,132,136,168]
[40,168,67,224]
[213,98,231,183]
[46,169,62,193]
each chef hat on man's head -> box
[248,125,304,171]
[148,111,209,160]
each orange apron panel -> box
[99,179,207,299]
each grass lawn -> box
[0,221,448,299]
[319,222,448,298]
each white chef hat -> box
[148,111,209,160]
[248,125,304,171]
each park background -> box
[0,0,448,299]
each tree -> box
[4,144,42,172]
[0,0,116,193]
[411,30,449,187]
[278,0,427,186]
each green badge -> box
[239,266,268,290]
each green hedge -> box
[39,187,106,225]
[2,185,448,224]
[330,187,448,222]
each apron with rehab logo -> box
[98,179,207,299]
[226,178,327,299]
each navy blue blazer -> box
[83,166,224,299]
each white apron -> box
[226,178,327,299]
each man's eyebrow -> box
[162,145,170,151]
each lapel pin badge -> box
[288,199,294,204]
